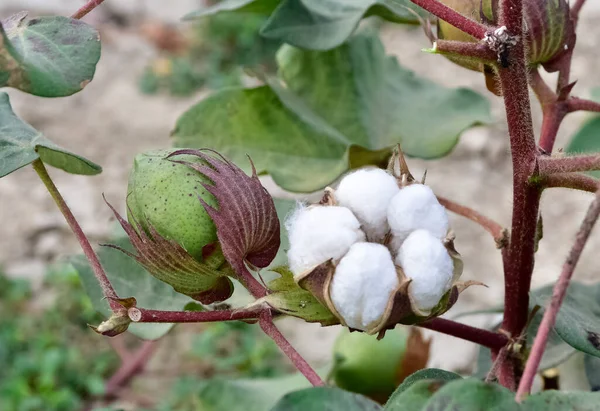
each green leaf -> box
[384,379,446,410]
[0,12,101,97]
[183,0,281,20]
[261,0,425,50]
[388,368,461,400]
[531,282,600,358]
[271,387,382,411]
[422,379,515,410]
[0,92,101,177]
[566,117,600,179]
[173,33,491,192]
[523,391,600,411]
[70,237,192,340]
[585,354,600,391]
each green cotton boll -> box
[127,149,223,265]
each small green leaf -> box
[70,237,193,340]
[384,379,446,410]
[423,379,515,410]
[585,354,600,391]
[531,282,600,358]
[261,0,425,50]
[183,0,281,20]
[0,12,101,97]
[0,92,101,177]
[523,391,600,410]
[270,387,382,411]
[173,33,490,192]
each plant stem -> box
[130,306,263,323]
[104,341,157,398]
[71,0,105,19]
[259,311,324,386]
[419,318,508,350]
[433,40,497,63]
[543,173,600,193]
[567,97,600,113]
[31,160,121,312]
[571,0,587,18]
[539,154,600,175]
[437,196,508,248]
[516,187,600,401]
[71,0,104,19]
[529,69,556,106]
[538,104,567,153]
[409,0,491,39]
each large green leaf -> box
[270,387,382,411]
[172,33,491,192]
[523,391,600,411]
[585,354,600,391]
[183,0,281,19]
[423,379,515,411]
[0,92,101,177]
[0,12,101,97]
[71,237,193,340]
[385,369,461,410]
[531,282,600,358]
[261,0,425,50]
[385,379,446,410]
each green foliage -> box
[271,387,382,410]
[585,354,600,391]
[0,268,118,411]
[0,12,100,97]
[0,92,101,178]
[71,236,193,340]
[173,32,490,192]
[566,88,600,178]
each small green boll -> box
[127,149,222,264]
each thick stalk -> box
[516,187,600,400]
[419,318,508,350]
[130,306,263,323]
[409,0,491,39]
[71,0,105,19]
[259,311,324,386]
[32,160,121,312]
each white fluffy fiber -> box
[335,168,400,243]
[330,243,399,330]
[387,184,449,246]
[396,229,453,312]
[286,204,366,276]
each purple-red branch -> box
[130,306,263,323]
[517,187,600,400]
[419,318,508,350]
[71,0,105,19]
[104,341,157,398]
[543,173,600,193]
[409,0,491,39]
[539,155,600,175]
[567,97,600,113]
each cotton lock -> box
[387,184,449,248]
[286,205,366,276]
[335,168,400,243]
[396,229,454,312]
[330,243,399,330]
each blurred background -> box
[1,0,600,409]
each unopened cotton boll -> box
[330,243,399,331]
[387,184,449,246]
[335,168,400,243]
[397,229,453,312]
[286,205,366,276]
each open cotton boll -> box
[397,229,453,312]
[286,205,366,276]
[387,184,449,246]
[330,243,399,331]
[335,168,400,243]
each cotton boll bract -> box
[387,184,449,246]
[396,229,454,312]
[330,243,399,331]
[286,205,366,276]
[335,168,400,243]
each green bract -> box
[127,149,221,264]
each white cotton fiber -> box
[396,229,454,312]
[330,242,399,331]
[387,184,449,246]
[286,204,365,276]
[335,168,400,243]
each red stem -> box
[437,196,508,248]
[538,104,567,154]
[543,173,600,193]
[409,0,491,39]
[104,341,158,398]
[567,97,600,113]
[516,187,600,400]
[529,69,556,106]
[571,0,587,27]
[539,154,600,175]
[434,40,497,63]
[130,306,263,323]
[31,160,121,312]
[418,318,508,350]
[258,311,324,386]
[71,0,105,19]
